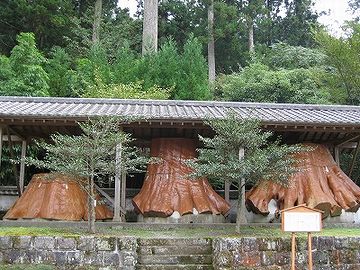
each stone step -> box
[138,245,212,255]
[138,254,213,265]
[136,264,214,270]
[138,238,211,246]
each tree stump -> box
[132,138,230,217]
[246,144,360,218]
[4,173,113,221]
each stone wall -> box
[213,236,360,270]
[0,235,359,269]
[0,236,137,269]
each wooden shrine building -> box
[0,96,359,220]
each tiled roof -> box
[0,96,359,127]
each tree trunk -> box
[88,176,96,233]
[208,0,216,85]
[235,147,246,233]
[248,18,254,53]
[133,138,230,217]
[246,144,360,218]
[142,0,158,55]
[92,0,102,44]
[4,173,113,221]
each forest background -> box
[0,0,360,182]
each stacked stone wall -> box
[0,236,137,269]
[0,235,359,269]
[213,236,360,270]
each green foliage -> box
[139,40,181,93]
[263,42,327,69]
[217,63,331,104]
[83,76,171,100]
[189,111,303,187]
[315,23,360,105]
[45,47,78,97]
[79,36,209,100]
[26,117,148,232]
[271,0,319,47]
[112,44,141,84]
[340,152,360,186]
[174,35,210,100]
[0,33,49,96]
[28,117,147,180]
[0,0,76,55]
[188,111,304,230]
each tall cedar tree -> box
[189,111,303,233]
[27,117,148,233]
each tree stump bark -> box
[4,173,113,221]
[246,144,360,218]
[132,138,230,217]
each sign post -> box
[281,204,323,270]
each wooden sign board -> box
[281,204,323,232]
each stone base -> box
[138,213,226,223]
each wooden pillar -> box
[113,143,122,222]
[225,181,230,203]
[291,232,296,270]
[120,169,126,222]
[308,232,313,270]
[19,140,27,194]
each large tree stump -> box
[4,173,113,221]
[246,144,360,218]
[132,138,230,217]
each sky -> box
[119,0,355,36]
[313,0,355,36]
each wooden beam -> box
[0,135,23,142]
[336,135,360,148]
[113,143,122,222]
[19,140,27,194]
[95,184,114,204]
[338,142,358,149]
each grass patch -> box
[0,226,360,239]
[0,227,82,237]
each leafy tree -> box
[27,117,148,233]
[315,23,360,105]
[0,33,49,96]
[175,35,210,100]
[349,0,360,22]
[0,0,76,55]
[79,36,209,100]
[45,47,78,97]
[217,62,331,104]
[189,111,303,232]
[83,75,171,100]
[263,42,327,69]
[272,0,319,47]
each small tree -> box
[28,117,148,233]
[189,111,303,233]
